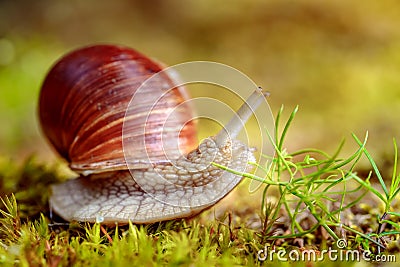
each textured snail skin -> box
[50,138,254,224]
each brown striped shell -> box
[39,45,197,174]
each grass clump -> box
[216,106,400,262]
[1,107,400,266]
[0,200,262,266]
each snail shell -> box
[39,45,197,174]
[39,45,264,224]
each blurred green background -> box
[1,0,400,167]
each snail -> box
[39,44,267,224]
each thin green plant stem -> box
[340,224,386,249]
[388,139,400,204]
[291,199,306,233]
[387,211,400,216]
[349,173,386,203]
[277,105,298,152]
[390,138,398,199]
[290,148,332,159]
[296,136,366,182]
[211,162,287,186]
[352,133,389,199]
[265,126,298,226]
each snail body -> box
[39,45,265,224]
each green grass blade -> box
[387,211,400,217]
[390,139,398,195]
[349,173,386,203]
[389,139,400,203]
[352,133,389,199]
[277,105,298,151]
[381,220,400,230]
